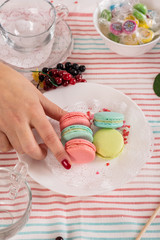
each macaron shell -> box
[60,112,90,131]
[93,112,124,128]
[61,125,93,145]
[93,129,124,159]
[65,139,96,164]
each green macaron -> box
[93,111,124,129]
[61,125,93,145]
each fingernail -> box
[61,159,71,170]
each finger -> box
[6,132,24,154]
[40,95,67,121]
[32,115,72,169]
[0,131,13,152]
[16,123,47,160]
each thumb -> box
[40,94,67,121]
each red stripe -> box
[0,158,18,160]
[0,152,16,155]
[0,164,16,167]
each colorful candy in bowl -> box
[93,0,160,56]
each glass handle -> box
[55,4,69,23]
[9,161,28,200]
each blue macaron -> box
[93,112,124,129]
[61,125,93,145]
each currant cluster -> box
[35,62,87,91]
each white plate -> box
[18,83,152,196]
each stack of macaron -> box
[60,112,96,164]
[93,111,125,160]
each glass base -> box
[0,20,73,77]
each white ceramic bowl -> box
[93,0,160,56]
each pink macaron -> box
[65,139,96,164]
[60,112,91,131]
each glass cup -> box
[0,162,32,240]
[0,0,69,67]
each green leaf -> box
[153,73,160,97]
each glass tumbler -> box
[0,162,32,240]
[0,0,68,66]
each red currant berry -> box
[63,73,72,81]
[52,85,57,89]
[75,74,82,81]
[80,79,87,82]
[49,69,58,77]
[55,77,63,85]
[70,78,76,85]
[43,82,50,91]
[58,70,64,78]
[63,81,69,87]
[44,76,53,87]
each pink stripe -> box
[115,188,160,191]
[83,72,159,75]
[126,93,155,95]
[74,62,160,65]
[70,53,160,58]
[130,181,160,184]
[73,33,99,36]
[32,200,160,205]
[30,214,160,219]
[67,19,93,22]
[31,207,156,212]
[68,12,93,17]
[72,29,97,32]
[86,78,152,81]
[69,24,94,27]
[87,67,160,70]
[32,194,160,198]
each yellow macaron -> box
[93,129,124,160]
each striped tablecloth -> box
[1,1,160,239]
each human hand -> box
[0,62,71,169]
